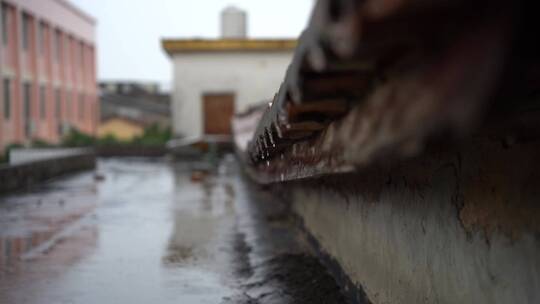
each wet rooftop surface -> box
[0,157,345,304]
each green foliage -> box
[60,125,171,148]
[96,133,121,146]
[0,124,171,164]
[132,124,172,146]
[31,139,56,148]
[61,128,96,147]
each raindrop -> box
[268,131,275,147]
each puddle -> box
[0,158,346,304]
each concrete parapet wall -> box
[9,148,93,165]
[0,152,96,194]
[289,138,540,304]
[96,145,167,158]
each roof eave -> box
[161,39,297,56]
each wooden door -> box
[203,93,235,135]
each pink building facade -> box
[0,0,97,149]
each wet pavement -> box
[0,157,345,304]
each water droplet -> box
[268,131,275,147]
[275,125,283,138]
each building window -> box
[55,88,62,135]
[38,22,45,55]
[23,83,31,136]
[66,90,71,120]
[39,85,46,119]
[55,88,61,119]
[54,29,61,62]
[22,13,30,51]
[79,93,84,120]
[2,4,9,46]
[64,36,70,66]
[3,78,10,119]
[79,42,84,67]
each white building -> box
[162,6,296,139]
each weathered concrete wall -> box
[0,152,96,194]
[289,138,540,304]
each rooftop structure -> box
[220,6,247,39]
[162,6,296,141]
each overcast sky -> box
[70,0,314,91]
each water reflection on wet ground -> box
[0,157,345,304]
